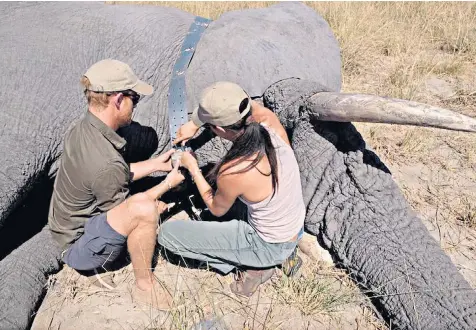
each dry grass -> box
[456,197,476,229]
[271,274,358,317]
[309,2,476,98]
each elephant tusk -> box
[305,92,476,133]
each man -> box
[48,59,184,310]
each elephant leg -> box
[117,121,160,164]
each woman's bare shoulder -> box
[219,155,257,176]
[251,102,290,146]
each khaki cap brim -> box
[131,79,154,96]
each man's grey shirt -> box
[48,111,131,251]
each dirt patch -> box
[32,238,386,330]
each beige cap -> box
[83,59,153,95]
[192,81,252,127]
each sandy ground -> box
[31,197,476,330]
[32,231,387,330]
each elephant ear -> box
[185,1,341,113]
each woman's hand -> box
[164,161,185,188]
[179,151,199,172]
[173,121,200,146]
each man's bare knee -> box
[127,193,158,223]
[107,193,158,236]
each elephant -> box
[1,2,476,329]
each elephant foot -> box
[297,232,334,265]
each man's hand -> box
[153,149,175,172]
[144,162,185,201]
[173,121,200,146]
[129,149,176,181]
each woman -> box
[158,81,305,296]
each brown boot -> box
[130,282,173,311]
[230,268,275,297]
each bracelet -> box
[164,179,172,190]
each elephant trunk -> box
[305,92,476,133]
[0,226,62,330]
[264,79,476,329]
